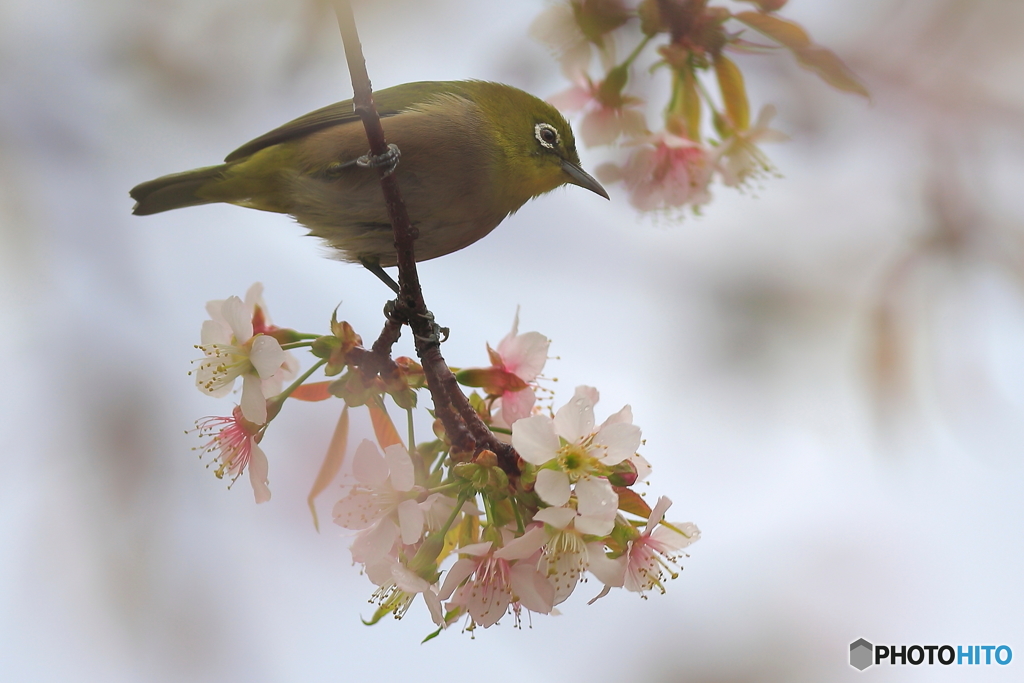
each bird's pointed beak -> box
[562,160,609,200]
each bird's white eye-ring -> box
[535,123,560,149]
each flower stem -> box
[280,340,316,350]
[272,359,327,405]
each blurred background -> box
[2,0,1023,680]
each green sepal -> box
[362,606,391,626]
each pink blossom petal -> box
[547,84,593,112]
[468,579,511,628]
[498,330,550,382]
[580,108,619,147]
[553,386,597,442]
[396,498,425,545]
[457,541,495,557]
[249,335,285,379]
[535,469,571,507]
[239,374,267,424]
[575,476,618,521]
[509,563,555,614]
[332,489,382,530]
[646,495,673,533]
[383,444,415,492]
[350,518,399,565]
[511,415,559,465]
[499,387,536,426]
[439,557,479,601]
[352,439,388,487]
[533,505,576,530]
[248,443,271,504]
[592,421,642,465]
[494,526,546,561]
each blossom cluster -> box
[532,0,866,213]
[191,285,700,634]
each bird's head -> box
[467,82,609,207]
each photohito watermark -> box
[850,639,1012,671]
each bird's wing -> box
[223,81,454,162]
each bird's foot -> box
[357,144,401,177]
[413,309,449,348]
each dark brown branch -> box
[333,0,521,479]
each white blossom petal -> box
[535,469,571,507]
[553,386,597,442]
[220,296,253,343]
[248,443,271,504]
[575,476,618,521]
[396,498,425,545]
[249,334,285,379]
[332,489,382,530]
[586,542,626,588]
[592,421,642,465]
[352,440,389,486]
[651,522,701,551]
[384,444,415,492]
[574,513,614,537]
[494,526,546,561]
[200,318,230,346]
[509,563,555,614]
[350,518,399,565]
[533,505,576,530]
[511,415,560,465]
[239,374,267,424]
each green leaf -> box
[794,45,870,98]
[734,10,810,49]
[714,54,750,130]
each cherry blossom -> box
[364,554,446,627]
[548,75,647,147]
[512,385,641,513]
[194,406,271,503]
[530,1,622,80]
[597,131,715,212]
[715,105,787,188]
[195,284,296,424]
[624,496,701,594]
[533,506,624,604]
[438,526,554,628]
[333,440,426,566]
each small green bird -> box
[130,80,608,276]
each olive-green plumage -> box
[130,81,607,267]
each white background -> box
[2,0,1023,681]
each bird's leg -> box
[360,258,400,294]
[356,143,401,177]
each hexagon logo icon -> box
[850,638,873,671]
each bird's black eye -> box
[535,122,560,149]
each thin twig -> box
[332,0,521,478]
